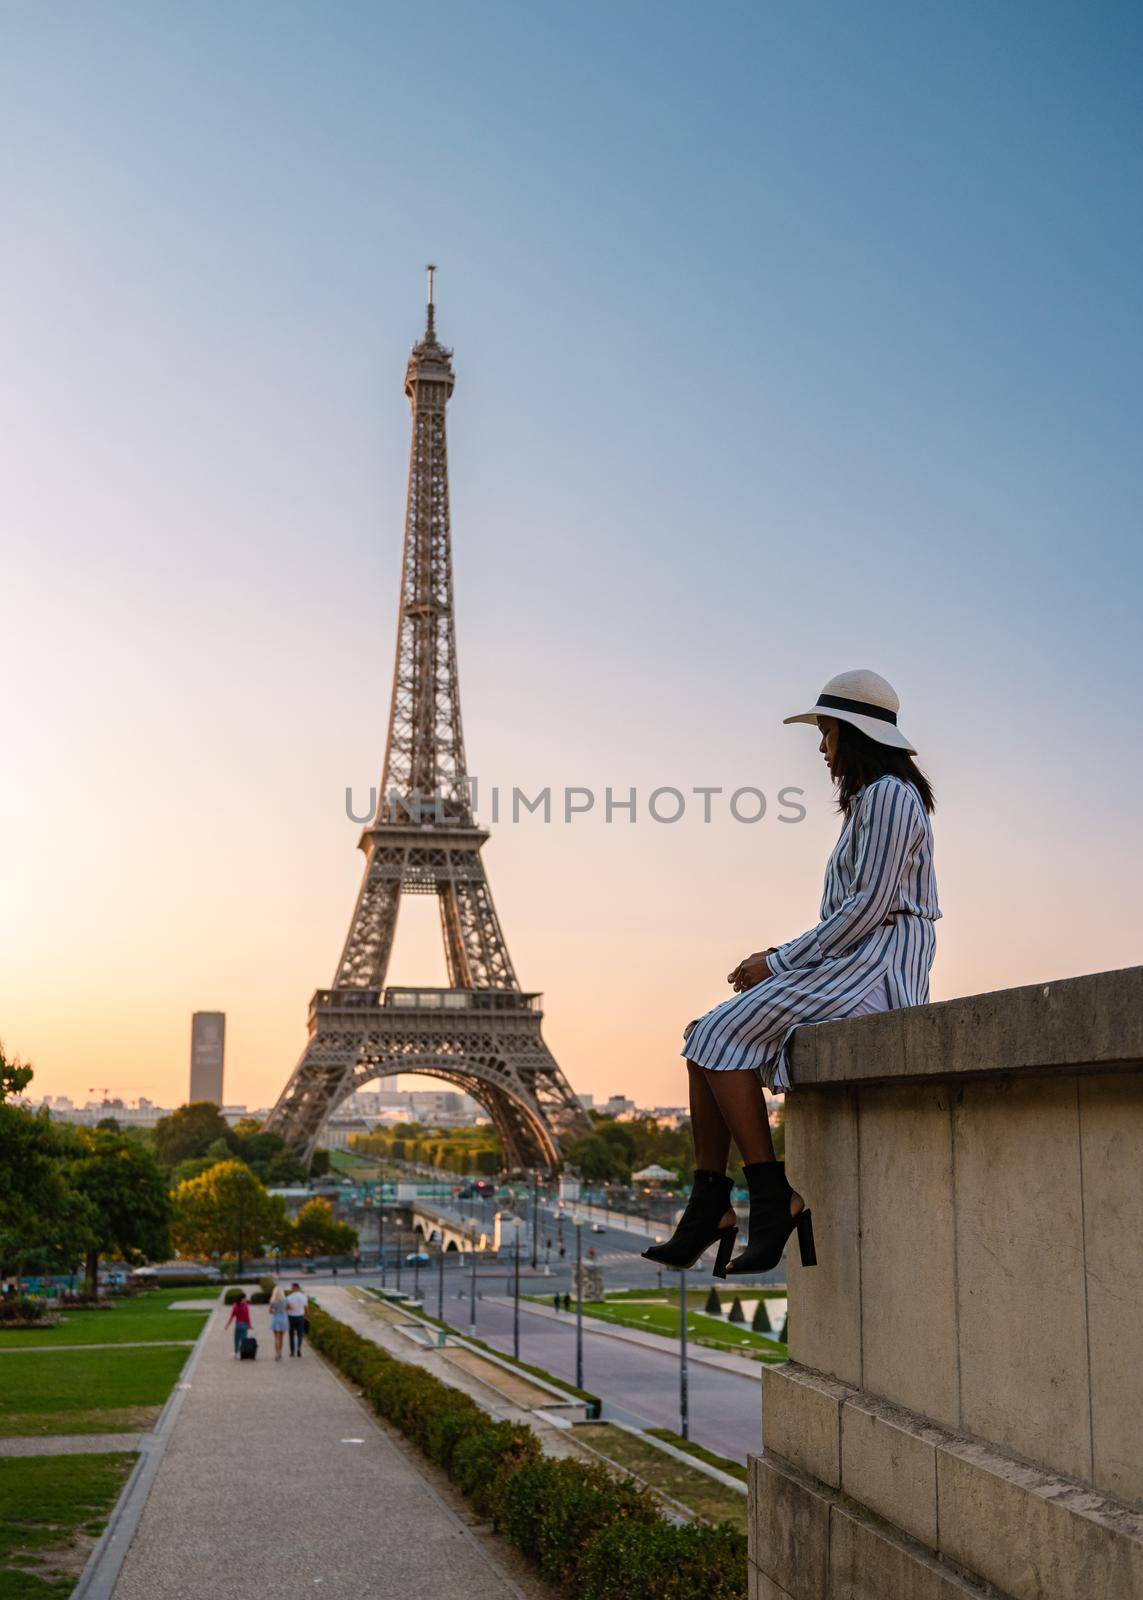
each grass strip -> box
[0,1451,135,1598]
[308,1305,745,1600]
[646,1428,748,1482]
[571,1424,747,1531]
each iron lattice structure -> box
[264,275,591,1168]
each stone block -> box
[749,1563,795,1600]
[750,1453,831,1600]
[840,1393,940,1549]
[937,1437,1143,1600]
[953,1074,1092,1481]
[762,1363,853,1489]
[1080,1071,1143,1505]
[785,1087,861,1386]
[857,1083,958,1426]
[828,1500,990,1599]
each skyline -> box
[3,3,1141,1112]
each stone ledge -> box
[788,966,1143,1087]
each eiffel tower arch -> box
[264,271,591,1169]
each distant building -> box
[602,1094,637,1119]
[189,1012,225,1105]
[577,1093,594,1110]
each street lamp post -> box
[513,1233,521,1360]
[679,1268,690,1440]
[437,1243,445,1322]
[531,1170,539,1269]
[379,1205,386,1288]
[575,1219,584,1391]
[395,1228,402,1292]
[413,1247,421,1302]
[236,1183,247,1281]
[468,1242,477,1336]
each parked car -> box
[405,1252,431,1266]
[590,1223,607,1234]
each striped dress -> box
[682,775,940,1091]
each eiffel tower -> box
[264,271,591,1169]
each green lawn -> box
[573,1299,787,1360]
[0,1289,216,1350]
[0,1452,135,1598]
[0,1346,193,1436]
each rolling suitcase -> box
[239,1334,258,1360]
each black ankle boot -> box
[642,1171,738,1278]
[723,1160,816,1276]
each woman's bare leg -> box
[702,1067,774,1161]
[702,1069,802,1214]
[687,1061,736,1228]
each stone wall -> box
[749,966,1143,1600]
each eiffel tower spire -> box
[264,275,590,1169]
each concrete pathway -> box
[0,1433,143,1457]
[110,1303,528,1600]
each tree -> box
[172,1161,289,1262]
[154,1102,235,1168]
[0,1043,33,1103]
[564,1132,631,1183]
[290,1197,357,1257]
[727,1296,746,1324]
[69,1130,172,1295]
[0,1051,96,1280]
[752,1298,772,1333]
[0,1111,93,1279]
[703,1287,723,1316]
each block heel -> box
[724,1160,819,1276]
[712,1225,738,1279]
[796,1209,816,1268]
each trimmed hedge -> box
[308,1306,746,1599]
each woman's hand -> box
[728,950,774,992]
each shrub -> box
[500,1457,658,1585]
[778,1313,788,1343]
[703,1287,722,1316]
[306,1305,745,1599]
[727,1297,746,1324]
[223,1287,247,1304]
[751,1299,771,1332]
[0,1297,55,1325]
[259,1277,276,1298]
[249,1291,269,1304]
[579,1518,747,1600]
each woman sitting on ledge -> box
[645,669,939,1280]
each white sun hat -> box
[783,669,916,754]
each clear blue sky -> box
[3,2,1140,1108]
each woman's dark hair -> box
[833,720,936,817]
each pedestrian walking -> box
[225,1291,253,1358]
[646,671,939,1280]
[284,1282,308,1357]
[268,1284,288,1361]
